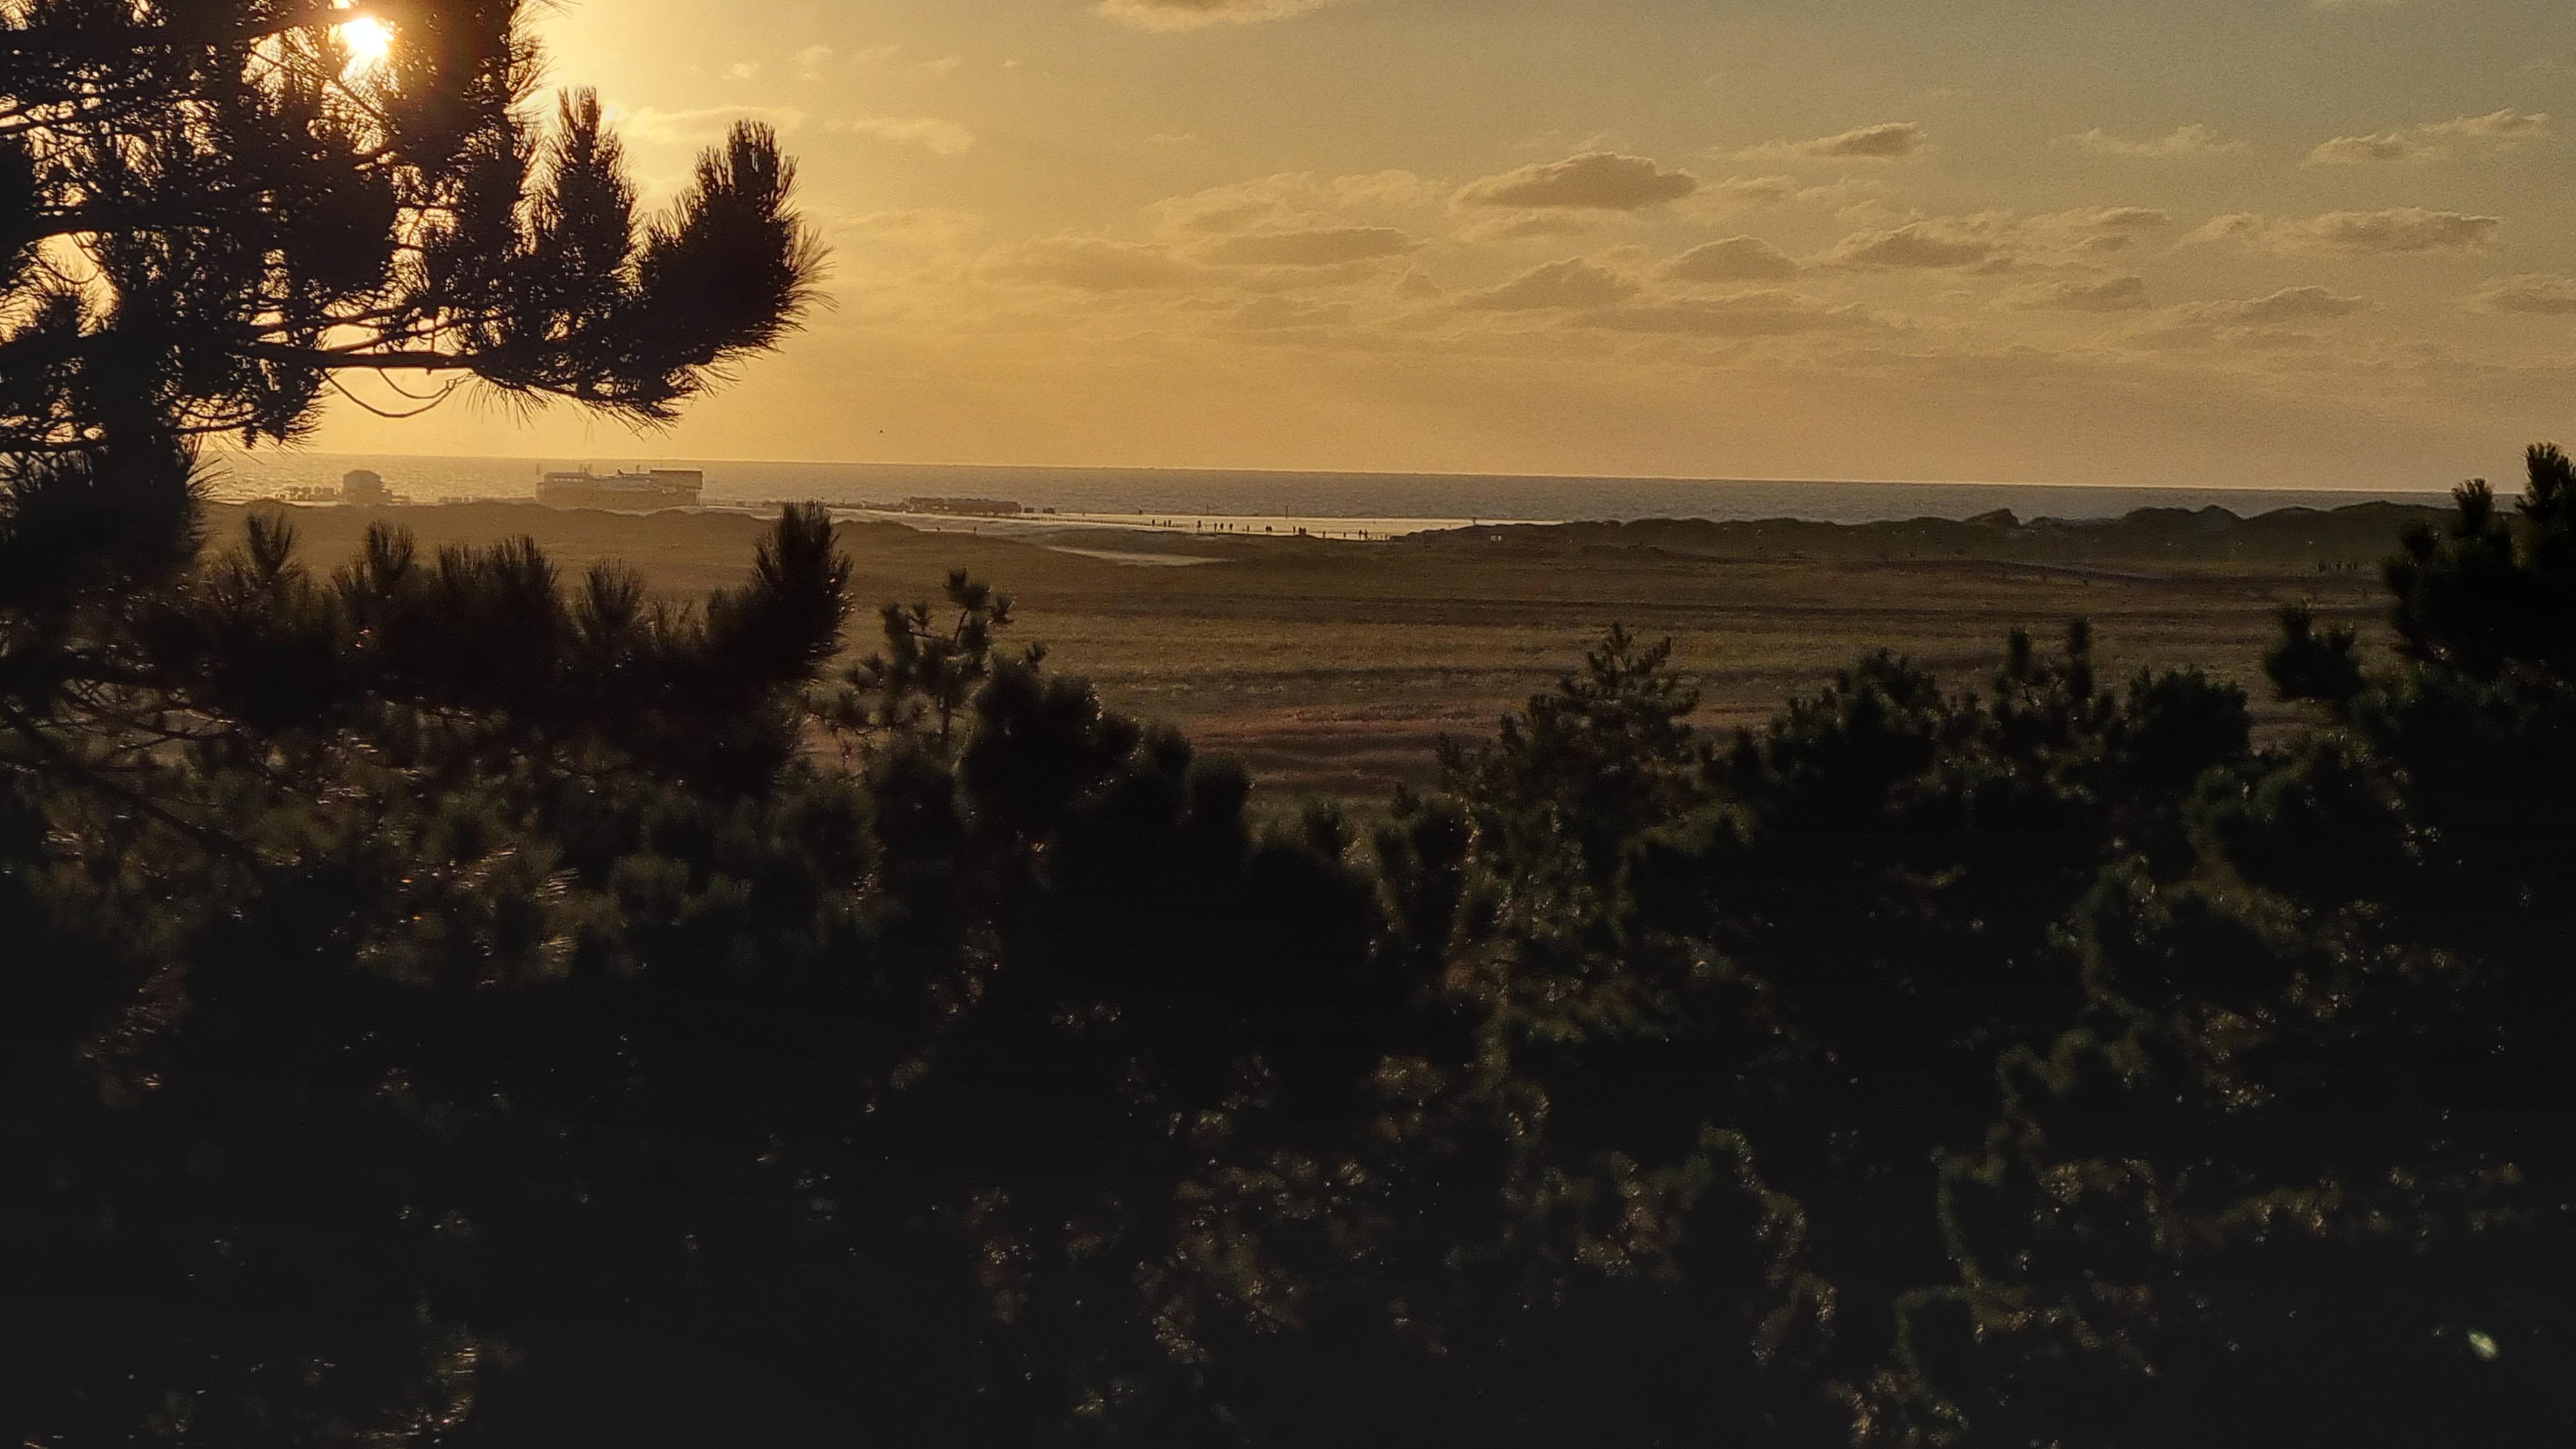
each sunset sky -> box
[315,0,2576,491]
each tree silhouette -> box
[1,3,829,1441]
[1882,445,2576,1446]
[2,0,818,808]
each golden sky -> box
[314,0,2576,489]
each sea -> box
[208,452,2452,535]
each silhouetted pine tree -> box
[1,2,828,1441]
[2,0,816,758]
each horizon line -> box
[213,447,2457,497]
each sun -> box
[336,15,393,72]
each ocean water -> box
[209,451,2451,527]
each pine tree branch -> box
[0,698,251,861]
[0,3,369,63]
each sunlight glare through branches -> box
[336,13,393,73]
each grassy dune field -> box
[205,500,2411,800]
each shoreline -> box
[203,454,2455,530]
[216,491,2442,550]
[209,445,2467,498]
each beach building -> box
[537,467,705,511]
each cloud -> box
[2434,107,2550,139]
[1459,258,1641,310]
[620,105,806,146]
[1226,296,1356,330]
[2309,108,2548,164]
[1667,236,1800,283]
[1156,179,1301,235]
[2073,123,2244,157]
[831,207,984,245]
[1824,221,2002,270]
[1701,174,1802,208]
[1576,291,1873,337]
[2030,205,2172,243]
[2015,275,2151,312]
[822,208,985,284]
[2469,273,2576,314]
[1153,171,1437,240]
[985,237,1199,290]
[1331,169,1442,208]
[2187,286,2370,323]
[1456,152,1701,210]
[829,116,977,155]
[1199,226,1420,266]
[2120,319,2327,354]
[2308,132,2436,164]
[1739,121,1929,161]
[793,45,836,79]
[1665,175,1905,227]
[2188,208,2499,254]
[1097,0,1342,30]
[1820,206,2168,273]
[1453,210,1605,243]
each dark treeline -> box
[1405,500,2453,567]
[6,4,2572,1445]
